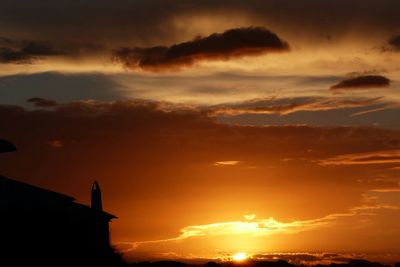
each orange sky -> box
[0,0,400,263]
[1,102,399,261]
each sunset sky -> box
[1,0,400,264]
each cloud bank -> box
[0,39,63,64]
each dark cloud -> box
[388,35,400,50]
[330,75,391,90]
[0,39,63,64]
[112,27,289,71]
[0,37,13,45]
[0,1,399,64]
[1,1,400,48]
[27,97,58,108]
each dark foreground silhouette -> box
[0,140,123,266]
[123,259,400,267]
[0,176,123,266]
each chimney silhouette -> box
[91,181,103,211]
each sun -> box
[232,252,248,262]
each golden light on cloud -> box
[214,161,240,166]
[244,214,256,220]
[129,215,330,252]
[124,201,400,258]
[319,150,400,165]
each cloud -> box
[370,188,400,193]
[213,161,240,166]
[244,214,256,220]
[1,1,400,74]
[349,106,391,117]
[0,72,124,106]
[319,150,400,165]
[253,252,400,266]
[27,97,58,108]
[0,99,398,164]
[129,203,399,250]
[388,35,400,51]
[330,75,391,90]
[0,39,63,64]
[127,216,329,249]
[0,99,399,172]
[47,140,64,148]
[177,217,322,238]
[2,1,400,49]
[112,27,289,72]
[208,97,382,116]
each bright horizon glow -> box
[232,252,249,262]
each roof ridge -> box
[0,175,76,201]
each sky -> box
[0,0,400,264]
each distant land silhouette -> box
[121,259,400,267]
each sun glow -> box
[232,252,249,262]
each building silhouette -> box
[0,176,119,266]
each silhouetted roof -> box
[0,176,116,220]
[0,175,75,201]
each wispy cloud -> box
[370,188,400,193]
[208,97,383,116]
[319,150,400,166]
[120,217,327,252]
[123,203,399,252]
[350,107,390,117]
[214,161,240,166]
[46,140,64,148]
